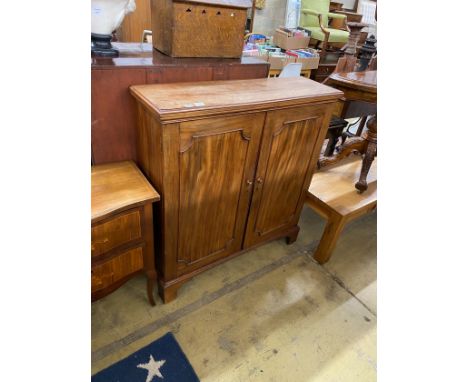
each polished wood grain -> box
[118,0,151,42]
[327,70,377,100]
[91,210,141,256]
[92,247,144,294]
[91,161,160,305]
[183,0,252,6]
[177,114,264,272]
[91,68,147,164]
[132,77,342,302]
[91,161,160,223]
[323,70,377,191]
[91,45,269,164]
[306,156,376,264]
[172,3,246,58]
[244,104,331,248]
[130,77,342,121]
[151,0,251,57]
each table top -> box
[91,43,268,69]
[308,156,377,216]
[92,161,160,223]
[328,70,377,93]
[130,77,343,121]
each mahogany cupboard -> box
[130,77,342,302]
[91,45,269,164]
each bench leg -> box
[313,214,346,264]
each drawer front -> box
[91,247,144,293]
[91,210,142,257]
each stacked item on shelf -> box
[243,34,320,70]
[273,26,311,50]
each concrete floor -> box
[92,207,377,381]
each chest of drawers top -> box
[130,77,343,121]
[91,161,160,224]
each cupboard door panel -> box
[176,113,264,274]
[244,104,331,247]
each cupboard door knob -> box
[246,179,253,186]
[256,177,263,184]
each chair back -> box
[279,63,303,78]
[300,0,330,28]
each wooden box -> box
[151,0,252,58]
[130,77,342,302]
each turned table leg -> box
[355,115,377,193]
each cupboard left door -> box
[173,113,265,275]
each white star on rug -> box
[137,354,166,381]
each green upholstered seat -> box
[299,0,349,44]
[306,27,349,43]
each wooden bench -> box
[305,156,377,264]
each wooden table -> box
[92,43,270,165]
[92,161,160,305]
[306,156,376,264]
[324,70,377,192]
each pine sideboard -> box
[130,77,342,302]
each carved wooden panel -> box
[176,113,264,273]
[244,105,329,247]
[91,210,142,257]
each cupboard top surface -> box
[91,161,160,223]
[130,77,343,121]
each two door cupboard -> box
[130,77,342,302]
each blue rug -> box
[92,332,200,382]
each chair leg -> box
[313,214,346,264]
[355,116,367,137]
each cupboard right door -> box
[243,104,332,248]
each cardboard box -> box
[268,54,296,70]
[274,30,310,50]
[295,56,320,70]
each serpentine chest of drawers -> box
[130,77,342,302]
[91,161,160,305]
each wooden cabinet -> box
[151,0,251,58]
[130,77,342,302]
[91,45,269,165]
[91,161,160,305]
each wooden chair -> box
[306,156,376,264]
[299,0,350,57]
